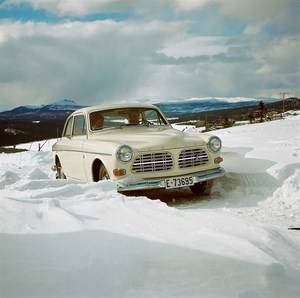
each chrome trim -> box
[178,148,209,168]
[132,152,173,173]
[208,136,222,153]
[117,167,225,191]
[116,145,133,163]
[53,148,112,156]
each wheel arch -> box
[92,158,104,182]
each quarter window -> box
[143,110,163,126]
[73,115,86,136]
[64,117,73,137]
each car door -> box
[67,114,87,180]
[58,114,87,180]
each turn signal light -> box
[214,157,223,164]
[113,168,126,177]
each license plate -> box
[165,175,194,189]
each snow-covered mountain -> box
[0,97,282,120]
[0,99,84,120]
[156,97,280,116]
[42,99,82,111]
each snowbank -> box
[1,115,300,298]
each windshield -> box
[89,108,168,131]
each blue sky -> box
[0,0,298,108]
[0,1,131,22]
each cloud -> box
[174,0,298,23]
[2,0,122,16]
[256,36,300,75]
[0,19,183,106]
[243,23,264,35]
[151,51,251,65]
[174,0,214,11]
[159,36,228,58]
[0,17,299,108]
[135,32,300,99]
[1,0,172,16]
[133,61,261,99]
[218,0,296,22]
[4,0,295,21]
[0,1,298,109]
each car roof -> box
[72,103,160,115]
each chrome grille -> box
[132,152,173,173]
[178,148,209,168]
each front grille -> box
[132,152,173,173]
[178,148,209,168]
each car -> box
[52,103,225,194]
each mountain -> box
[156,97,280,117]
[0,97,282,120]
[42,99,82,111]
[0,98,84,146]
[0,96,298,147]
[0,99,84,121]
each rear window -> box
[63,117,73,137]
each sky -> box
[0,0,299,109]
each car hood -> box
[89,126,206,151]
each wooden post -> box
[280,92,289,117]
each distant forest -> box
[0,98,299,147]
[0,119,66,146]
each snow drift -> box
[0,115,300,298]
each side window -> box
[73,115,87,136]
[143,110,163,126]
[63,117,73,137]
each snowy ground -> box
[1,116,300,298]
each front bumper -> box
[117,167,225,191]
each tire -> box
[99,164,110,180]
[55,159,66,179]
[190,181,212,195]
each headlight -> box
[208,136,222,153]
[116,145,133,162]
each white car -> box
[52,103,225,193]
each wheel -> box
[55,159,66,179]
[190,181,213,195]
[99,164,110,180]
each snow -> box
[180,96,279,103]
[154,96,279,104]
[17,139,57,151]
[1,115,300,297]
[50,99,78,106]
[46,98,80,110]
[24,104,45,110]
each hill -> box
[0,97,299,146]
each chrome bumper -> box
[117,167,225,192]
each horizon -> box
[0,96,286,112]
[0,0,299,110]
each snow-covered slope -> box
[0,116,300,298]
[44,98,82,111]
